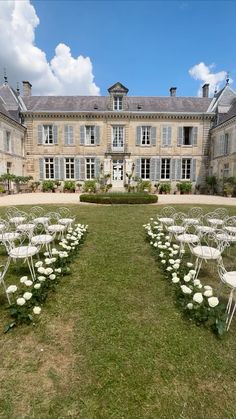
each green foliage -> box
[83,180,97,193]
[176,181,192,194]
[98,174,112,193]
[206,175,218,194]
[63,180,75,192]
[30,181,41,191]
[80,192,158,204]
[136,179,152,193]
[42,180,55,192]
[0,185,6,193]
[159,182,171,194]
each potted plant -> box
[176,181,192,194]
[42,180,55,192]
[53,180,61,193]
[63,180,76,193]
[159,182,171,194]
[76,182,82,192]
[30,181,41,192]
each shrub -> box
[136,179,152,193]
[42,180,55,192]
[83,180,97,193]
[80,193,158,204]
[159,182,171,194]
[176,181,192,194]
[63,180,75,192]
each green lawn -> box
[0,204,236,419]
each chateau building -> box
[0,78,236,192]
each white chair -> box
[206,208,228,229]
[46,212,67,240]
[57,207,75,229]
[158,206,176,229]
[184,207,203,226]
[6,208,27,227]
[217,258,236,330]
[2,231,39,282]
[190,230,229,280]
[166,212,186,242]
[0,263,11,304]
[30,222,54,255]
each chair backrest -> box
[172,212,186,225]
[187,207,203,219]
[214,207,228,218]
[159,206,176,218]
[30,206,44,218]
[201,230,229,254]
[58,207,71,217]
[224,216,236,228]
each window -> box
[86,158,95,179]
[113,96,123,111]
[141,126,151,145]
[179,127,197,146]
[44,158,54,179]
[85,126,95,145]
[223,163,230,178]
[224,133,230,155]
[183,127,192,145]
[43,125,53,144]
[141,158,150,179]
[161,158,171,179]
[5,131,11,152]
[182,158,191,180]
[65,158,75,179]
[112,126,124,148]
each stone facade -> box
[1,80,236,192]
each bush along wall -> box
[80,193,158,204]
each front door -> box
[112,159,124,187]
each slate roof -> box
[23,95,212,114]
[216,99,236,125]
[0,97,14,119]
[0,84,24,123]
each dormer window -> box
[113,96,123,111]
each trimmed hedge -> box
[80,192,158,204]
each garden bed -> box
[80,192,158,204]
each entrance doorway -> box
[112,159,124,188]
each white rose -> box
[187,262,193,268]
[193,279,201,286]
[20,276,28,284]
[23,292,32,300]
[34,283,41,289]
[172,276,180,284]
[38,276,46,282]
[44,252,49,256]
[169,259,175,265]
[172,272,177,277]
[6,285,17,293]
[38,267,45,274]
[181,285,192,294]
[167,266,172,271]
[45,268,53,275]
[173,244,179,249]
[204,289,213,297]
[33,306,41,315]
[187,303,193,309]
[173,263,180,270]
[204,285,212,291]
[25,280,33,287]
[189,270,196,277]
[161,260,166,264]
[193,292,203,304]
[49,274,56,280]
[17,297,26,306]
[208,297,219,308]
[184,275,191,282]
[55,268,61,273]
[35,261,43,268]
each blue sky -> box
[0,0,235,96]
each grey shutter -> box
[53,126,58,144]
[39,158,44,180]
[4,132,7,151]
[64,125,73,145]
[38,125,43,145]
[177,127,183,146]
[80,126,85,145]
[150,158,160,181]
[136,127,141,146]
[167,126,172,146]
[192,127,198,146]
[228,133,232,153]
[95,157,100,177]
[151,127,156,146]
[171,159,176,180]
[64,125,69,145]
[11,138,14,153]
[191,159,196,181]
[75,158,80,180]
[136,158,141,178]
[79,157,85,180]
[60,157,65,180]
[162,126,168,147]
[176,159,182,180]
[54,157,59,180]
[95,126,100,145]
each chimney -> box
[170,87,177,97]
[22,81,32,97]
[202,83,209,98]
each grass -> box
[0,204,236,418]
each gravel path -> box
[0,192,235,207]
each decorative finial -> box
[3,67,8,84]
[16,82,20,94]
[214,86,217,96]
[226,71,230,85]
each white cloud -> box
[189,62,233,96]
[0,0,100,95]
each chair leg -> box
[226,293,236,331]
